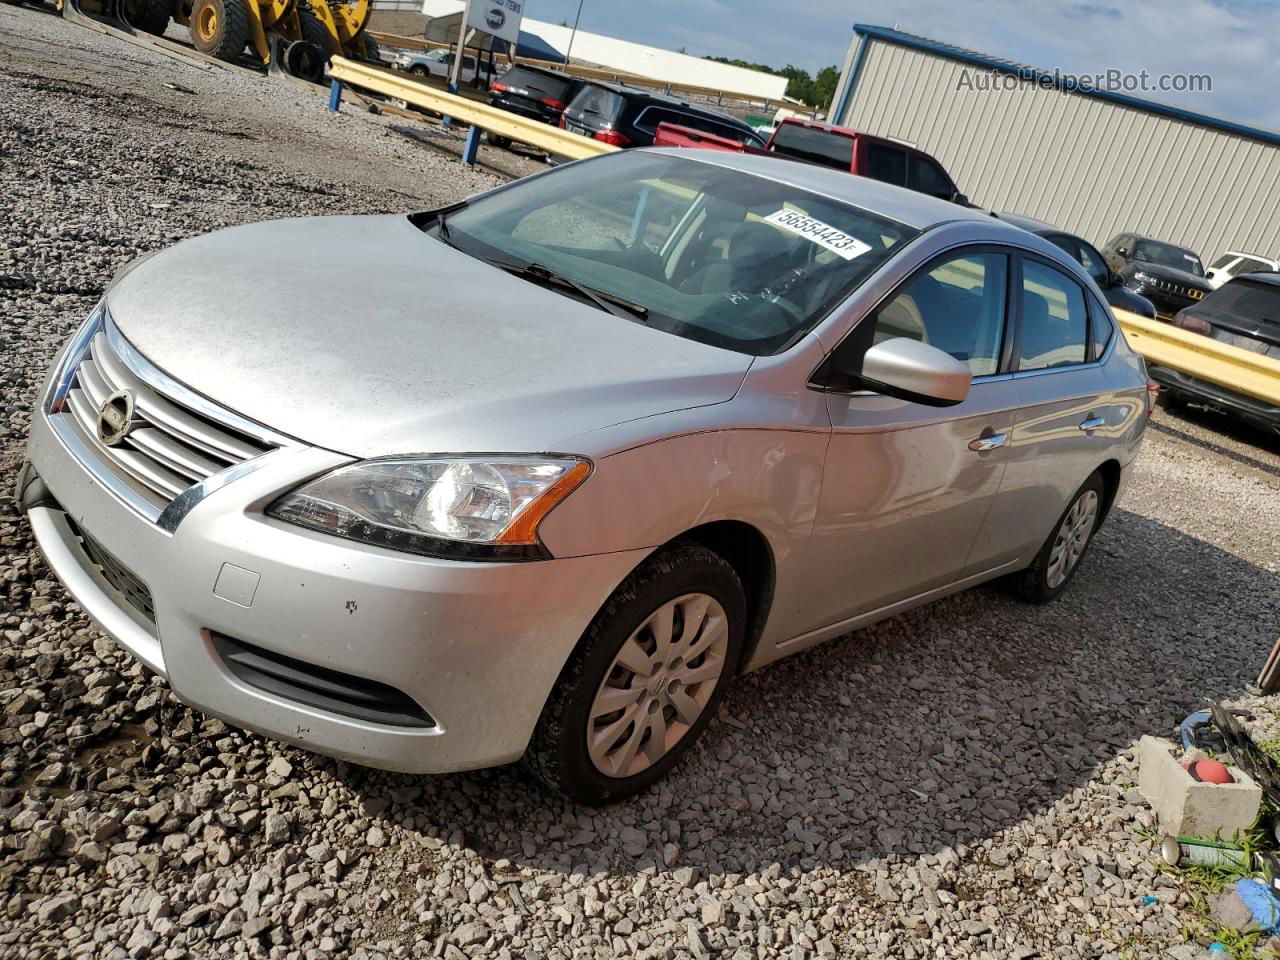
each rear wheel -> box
[525,542,745,803]
[119,0,170,35]
[189,0,248,61]
[409,64,429,77]
[1008,471,1106,603]
[487,133,512,149]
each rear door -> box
[977,255,1125,566]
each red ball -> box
[1185,759,1235,784]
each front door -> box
[803,248,1020,630]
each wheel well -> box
[674,521,775,674]
[1096,459,1122,522]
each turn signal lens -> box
[490,81,508,92]
[542,97,567,111]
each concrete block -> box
[1137,735,1262,839]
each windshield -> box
[434,152,916,355]
[1133,240,1205,277]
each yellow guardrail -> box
[1114,309,1280,406]
[326,56,620,160]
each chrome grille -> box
[51,318,276,519]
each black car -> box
[1101,233,1212,320]
[560,82,765,150]
[487,65,588,149]
[1153,273,1280,433]
[996,213,1157,319]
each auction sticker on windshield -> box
[765,210,872,261]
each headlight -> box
[267,457,591,561]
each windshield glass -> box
[1133,240,1205,277]
[435,152,916,355]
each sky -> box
[523,0,1280,130]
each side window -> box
[865,144,907,186]
[1017,260,1089,371]
[871,252,1008,376]
[906,155,953,199]
[1076,241,1110,286]
[634,107,680,136]
[1046,235,1076,257]
[1089,297,1114,360]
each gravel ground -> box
[4,7,1280,959]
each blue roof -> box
[852,23,1280,149]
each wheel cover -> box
[587,592,729,779]
[1046,489,1099,588]
[195,3,217,42]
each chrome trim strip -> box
[157,451,287,533]
[46,305,105,413]
[103,311,295,448]
[47,412,165,523]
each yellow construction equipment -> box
[55,0,378,79]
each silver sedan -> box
[20,149,1150,802]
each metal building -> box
[828,25,1280,261]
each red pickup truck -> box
[655,117,970,205]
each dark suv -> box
[487,65,588,148]
[560,82,765,150]
[1101,233,1212,320]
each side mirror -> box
[1206,269,1216,280]
[1109,271,1126,288]
[856,338,972,407]
[1116,246,1129,257]
[952,192,970,206]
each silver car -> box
[20,150,1149,803]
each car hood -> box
[1130,261,1210,289]
[106,215,753,458]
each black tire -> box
[189,0,248,61]
[119,0,170,36]
[281,38,324,82]
[487,133,512,149]
[524,542,746,804]
[1007,471,1107,604]
[295,3,331,58]
[409,64,429,77]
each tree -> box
[704,55,839,109]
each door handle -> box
[968,432,1008,452]
[1078,416,1106,432]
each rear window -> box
[1236,256,1276,276]
[1204,279,1280,328]
[865,144,907,186]
[498,67,572,103]
[907,155,953,199]
[767,123,854,171]
[568,85,623,122]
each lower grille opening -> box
[65,516,157,627]
[210,633,435,729]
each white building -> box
[419,0,788,101]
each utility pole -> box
[448,0,473,92]
[564,0,584,69]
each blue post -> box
[327,79,343,113]
[461,125,481,166]
[442,80,459,127]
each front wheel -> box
[1008,471,1106,603]
[189,0,248,61]
[525,542,745,804]
[119,0,170,35]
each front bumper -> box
[1149,363,1280,432]
[23,410,647,773]
[1128,285,1201,321]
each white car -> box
[392,48,495,86]
[1206,250,1279,289]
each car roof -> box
[1223,250,1278,262]
[775,118,935,156]
[993,212,1059,236]
[645,149,997,231]
[502,63,580,82]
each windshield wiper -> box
[492,259,649,322]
